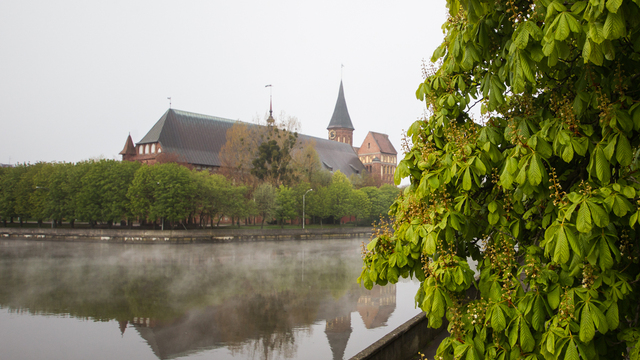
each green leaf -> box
[554,226,570,264]
[607,302,619,329]
[577,203,593,233]
[425,232,437,254]
[509,318,520,347]
[617,135,633,166]
[580,304,596,342]
[589,21,605,44]
[492,305,506,332]
[600,237,614,271]
[555,13,571,40]
[565,340,579,360]
[562,145,574,162]
[595,147,611,184]
[572,137,589,156]
[397,253,408,268]
[463,167,472,191]
[607,0,623,13]
[587,201,610,227]
[490,281,502,302]
[548,285,560,309]
[367,237,378,251]
[529,154,543,186]
[520,322,535,352]
[389,253,397,267]
[604,11,626,40]
[395,161,409,185]
[631,211,640,227]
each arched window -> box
[145,144,150,154]
[151,143,156,153]
[138,146,143,155]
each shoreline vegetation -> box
[0,160,399,231]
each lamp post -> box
[302,189,313,230]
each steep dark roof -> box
[370,132,397,155]
[298,135,365,177]
[136,109,365,177]
[137,109,239,166]
[327,81,354,130]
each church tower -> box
[327,80,354,146]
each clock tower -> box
[327,80,354,146]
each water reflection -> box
[0,239,416,360]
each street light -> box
[302,189,313,230]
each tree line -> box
[0,160,399,229]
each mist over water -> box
[0,239,421,360]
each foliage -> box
[254,182,277,228]
[361,1,640,360]
[220,122,260,184]
[251,127,299,186]
[349,189,372,226]
[291,142,322,186]
[328,171,353,223]
[127,164,156,221]
[306,186,332,226]
[0,156,398,228]
[0,165,27,223]
[275,185,297,227]
[151,163,195,223]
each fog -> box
[0,239,421,360]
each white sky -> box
[0,0,448,165]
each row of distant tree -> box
[0,160,399,229]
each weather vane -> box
[167,97,172,108]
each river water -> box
[0,238,422,360]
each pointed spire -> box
[119,320,128,336]
[265,84,275,126]
[119,134,136,156]
[327,81,354,130]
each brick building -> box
[325,81,398,185]
[121,80,397,184]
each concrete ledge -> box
[0,227,373,243]
[350,312,447,360]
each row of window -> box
[138,143,162,155]
[381,165,394,175]
[360,155,396,164]
[381,155,395,163]
[363,164,396,175]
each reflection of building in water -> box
[357,284,397,329]
[120,284,397,360]
[325,315,352,360]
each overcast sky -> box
[0,0,447,165]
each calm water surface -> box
[0,238,422,360]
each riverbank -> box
[0,226,373,243]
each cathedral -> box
[120,81,397,185]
